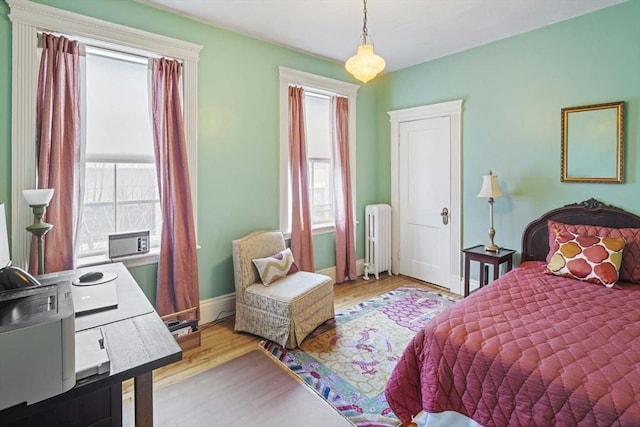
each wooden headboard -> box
[521,198,640,262]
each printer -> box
[0,276,76,411]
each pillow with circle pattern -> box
[546,220,640,284]
[252,248,299,286]
[546,231,625,287]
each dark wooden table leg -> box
[135,372,153,427]
[111,382,123,427]
[493,261,500,281]
[464,255,471,296]
[479,262,486,288]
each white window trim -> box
[77,247,160,269]
[278,66,359,238]
[7,0,202,269]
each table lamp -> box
[477,171,503,252]
[23,188,54,275]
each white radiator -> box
[364,204,392,280]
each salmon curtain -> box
[331,96,357,283]
[151,58,199,318]
[288,86,314,272]
[32,33,81,274]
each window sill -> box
[313,224,336,235]
[77,248,160,269]
[77,244,202,269]
[281,221,359,240]
[282,224,335,240]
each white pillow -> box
[252,248,298,286]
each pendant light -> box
[345,0,386,83]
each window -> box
[305,93,334,226]
[278,67,359,236]
[78,47,161,258]
[8,0,201,268]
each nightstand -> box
[463,245,516,296]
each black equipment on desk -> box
[0,263,41,292]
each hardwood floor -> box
[122,274,457,403]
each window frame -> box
[7,0,202,269]
[278,67,359,238]
[78,47,161,260]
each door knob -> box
[441,207,449,225]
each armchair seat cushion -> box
[245,271,333,312]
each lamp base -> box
[484,243,500,252]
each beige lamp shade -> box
[23,188,54,206]
[477,171,504,198]
[345,43,386,83]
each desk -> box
[0,263,182,427]
[463,245,515,297]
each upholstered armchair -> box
[232,231,335,349]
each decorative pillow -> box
[252,248,298,286]
[547,220,640,283]
[546,231,625,287]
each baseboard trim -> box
[316,258,366,283]
[199,259,367,324]
[199,292,236,325]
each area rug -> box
[261,285,458,427]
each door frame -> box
[388,99,463,294]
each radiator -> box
[364,204,392,280]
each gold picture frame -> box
[561,101,624,183]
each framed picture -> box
[561,101,624,183]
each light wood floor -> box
[123,274,457,401]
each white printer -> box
[0,278,76,410]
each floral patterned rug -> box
[261,286,458,427]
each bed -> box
[385,199,640,427]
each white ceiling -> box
[140,0,625,72]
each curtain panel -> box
[32,33,81,274]
[332,96,357,282]
[151,58,200,318]
[288,86,315,272]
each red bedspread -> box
[385,262,640,427]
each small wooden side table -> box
[463,245,516,296]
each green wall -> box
[378,0,640,262]
[3,0,638,303]
[0,0,381,302]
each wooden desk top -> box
[57,262,181,386]
[41,262,155,332]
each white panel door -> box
[398,116,451,287]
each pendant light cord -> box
[362,0,369,44]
